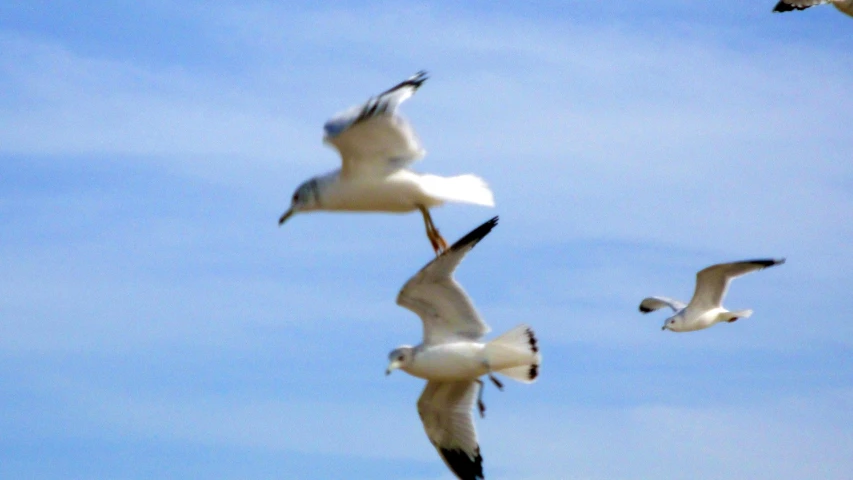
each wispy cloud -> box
[2,2,852,479]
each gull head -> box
[386,346,415,375]
[661,317,678,332]
[279,178,321,226]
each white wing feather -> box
[323,71,427,179]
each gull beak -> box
[661,326,666,331]
[278,208,294,226]
[386,360,401,376]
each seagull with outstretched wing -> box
[385,217,541,479]
[639,258,785,332]
[278,71,494,255]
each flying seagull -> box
[278,71,495,255]
[639,258,785,332]
[773,0,853,17]
[386,217,541,479]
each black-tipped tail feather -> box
[485,324,541,383]
[526,326,539,354]
[529,363,539,381]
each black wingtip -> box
[745,258,786,269]
[639,305,653,313]
[409,70,429,88]
[448,216,499,253]
[440,447,484,480]
[379,71,429,97]
[773,1,809,12]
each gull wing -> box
[639,296,686,314]
[417,381,484,480]
[323,71,427,179]
[773,0,831,12]
[688,258,786,311]
[396,217,497,346]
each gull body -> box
[773,0,853,16]
[279,71,494,255]
[639,258,785,333]
[303,169,445,212]
[395,342,488,381]
[661,306,744,333]
[386,217,541,480]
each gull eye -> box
[292,192,300,203]
[397,355,404,361]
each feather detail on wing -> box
[773,0,831,11]
[397,217,498,346]
[689,258,785,311]
[639,296,686,314]
[323,71,428,178]
[418,381,484,480]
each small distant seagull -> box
[773,0,853,17]
[278,71,495,255]
[386,217,541,480]
[639,259,785,332]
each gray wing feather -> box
[323,71,427,178]
[397,218,497,346]
[639,296,686,313]
[689,259,785,311]
[418,381,484,480]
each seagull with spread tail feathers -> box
[386,217,541,480]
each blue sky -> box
[1,1,852,479]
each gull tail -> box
[419,174,495,207]
[483,324,541,383]
[723,309,753,322]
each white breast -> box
[322,170,440,212]
[676,307,726,332]
[405,342,488,381]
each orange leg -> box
[418,205,447,256]
[434,230,449,253]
